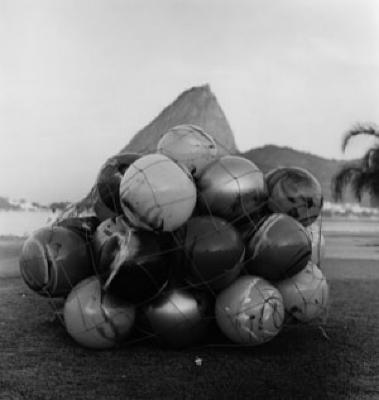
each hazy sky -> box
[1,0,379,203]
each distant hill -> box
[0,197,70,212]
[0,197,21,211]
[0,197,47,211]
[122,84,238,155]
[242,145,361,203]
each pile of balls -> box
[19,124,329,350]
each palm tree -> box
[332,123,379,202]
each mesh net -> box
[17,129,329,350]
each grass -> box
[0,236,25,279]
[0,236,378,399]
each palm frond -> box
[350,171,371,202]
[370,178,379,199]
[332,164,362,201]
[359,171,379,199]
[361,146,379,172]
[341,123,379,152]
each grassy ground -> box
[0,232,378,399]
[0,237,25,278]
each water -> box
[0,211,55,237]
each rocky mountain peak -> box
[122,84,238,155]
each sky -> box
[1,0,379,203]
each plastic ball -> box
[307,223,326,266]
[244,213,311,281]
[233,211,271,242]
[19,226,94,297]
[93,193,119,222]
[119,153,197,232]
[64,276,135,349]
[96,153,141,214]
[157,124,218,178]
[197,155,267,222]
[92,216,128,261]
[215,276,285,345]
[276,261,329,323]
[56,216,100,242]
[179,216,245,291]
[97,220,170,304]
[142,288,212,348]
[266,167,323,227]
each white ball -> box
[157,124,218,178]
[119,153,197,232]
[215,276,285,345]
[276,261,329,323]
[307,223,326,266]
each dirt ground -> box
[0,221,378,400]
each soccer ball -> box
[96,153,141,214]
[64,276,135,349]
[179,216,245,291]
[307,222,326,266]
[197,155,267,222]
[96,219,170,305]
[276,261,329,323]
[19,226,94,297]
[92,215,129,261]
[157,124,218,178]
[266,167,323,226]
[119,153,197,231]
[56,216,100,242]
[215,276,285,345]
[244,213,311,281]
[142,288,212,349]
